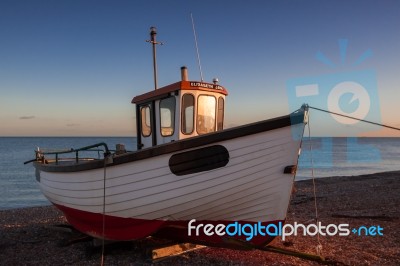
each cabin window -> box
[181,94,195,134]
[160,96,175,136]
[197,95,216,134]
[217,97,224,131]
[141,105,151,137]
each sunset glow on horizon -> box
[1,0,399,137]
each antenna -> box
[190,13,204,82]
[146,26,164,90]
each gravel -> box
[1,171,399,265]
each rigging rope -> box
[306,111,323,256]
[101,153,109,266]
[308,106,400,131]
[303,105,400,256]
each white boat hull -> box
[34,111,306,248]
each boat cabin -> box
[132,67,228,149]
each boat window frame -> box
[181,93,195,135]
[196,94,217,135]
[159,96,176,137]
[217,96,224,131]
[140,104,152,137]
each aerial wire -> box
[191,13,204,82]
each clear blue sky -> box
[1,0,399,136]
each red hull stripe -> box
[55,204,164,240]
[54,204,283,248]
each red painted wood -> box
[55,203,282,248]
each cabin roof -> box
[131,81,228,104]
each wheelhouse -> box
[132,67,228,149]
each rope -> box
[308,106,400,131]
[306,111,323,256]
[101,153,109,266]
[304,105,400,255]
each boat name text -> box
[190,82,223,91]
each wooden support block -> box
[151,243,205,261]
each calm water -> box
[0,137,399,210]
[0,137,136,210]
[296,137,400,180]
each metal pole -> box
[150,27,158,90]
[146,27,163,90]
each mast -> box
[146,26,163,90]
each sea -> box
[0,137,399,210]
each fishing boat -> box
[28,27,308,249]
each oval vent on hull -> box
[169,145,229,176]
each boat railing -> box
[24,142,110,165]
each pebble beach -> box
[1,171,399,265]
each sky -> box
[1,0,399,137]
